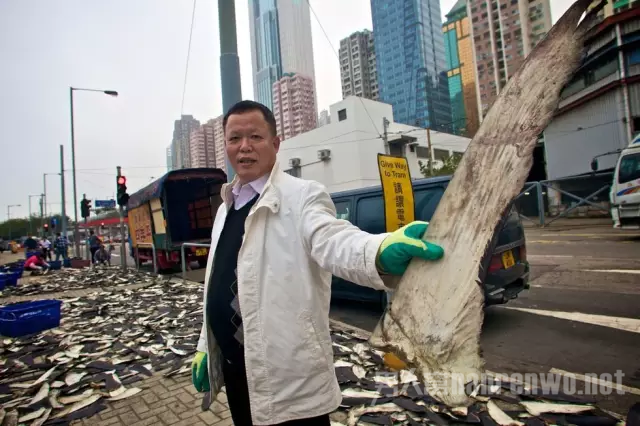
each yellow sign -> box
[128,204,153,246]
[377,154,415,232]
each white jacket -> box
[197,161,392,425]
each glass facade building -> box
[249,0,316,112]
[370,0,452,131]
[249,0,282,110]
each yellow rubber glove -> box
[191,351,210,392]
[376,221,444,275]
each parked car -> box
[330,175,530,309]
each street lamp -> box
[28,195,40,235]
[69,86,118,257]
[43,172,59,221]
[7,204,21,241]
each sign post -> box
[377,154,415,232]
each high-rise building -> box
[443,0,480,137]
[210,116,226,174]
[166,146,173,172]
[318,109,331,127]
[189,124,215,168]
[468,0,552,118]
[171,115,200,170]
[339,30,379,101]
[188,116,227,171]
[370,0,452,131]
[272,73,317,141]
[249,0,316,111]
[590,0,615,22]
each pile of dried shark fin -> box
[367,0,611,409]
[0,266,156,298]
[329,329,626,426]
[0,278,202,425]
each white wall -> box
[276,96,471,193]
[544,88,628,180]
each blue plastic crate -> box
[49,261,62,270]
[63,258,71,268]
[0,300,62,337]
[0,276,7,291]
[6,272,19,286]
[0,273,15,287]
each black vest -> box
[206,195,258,363]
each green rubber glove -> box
[191,351,210,392]
[376,221,444,275]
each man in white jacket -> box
[191,100,444,426]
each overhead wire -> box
[305,0,382,137]
[180,0,198,116]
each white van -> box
[610,134,640,229]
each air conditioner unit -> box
[289,158,301,168]
[317,149,331,161]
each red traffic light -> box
[117,176,126,185]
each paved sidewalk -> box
[72,373,232,426]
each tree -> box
[418,152,464,178]
[0,214,71,240]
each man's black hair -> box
[223,100,277,137]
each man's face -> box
[225,110,280,184]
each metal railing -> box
[514,172,613,227]
[181,243,211,280]
[135,242,157,274]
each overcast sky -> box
[1,0,574,221]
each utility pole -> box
[39,195,44,237]
[43,174,47,221]
[218,0,241,182]
[7,204,21,241]
[426,127,434,176]
[70,88,79,257]
[382,117,390,155]
[28,195,39,235]
[83,193,90,261]
[60,145,67,239]
[117,166,127,270]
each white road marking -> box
[549,368,640,396]
[501,307,640,334]
[585,269,640,275]
[528,255,574,258]
[110,254,120,257]
[540,233,638,237]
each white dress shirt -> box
[231,174,269,209]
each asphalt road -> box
[330,223,640,416]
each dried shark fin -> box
[368,0,603,408]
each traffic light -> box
[81,199,91,218]
[44,223,49,232]
[117,176,129,207]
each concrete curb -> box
[329,318,372,339]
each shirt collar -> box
[231,173,270,198]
